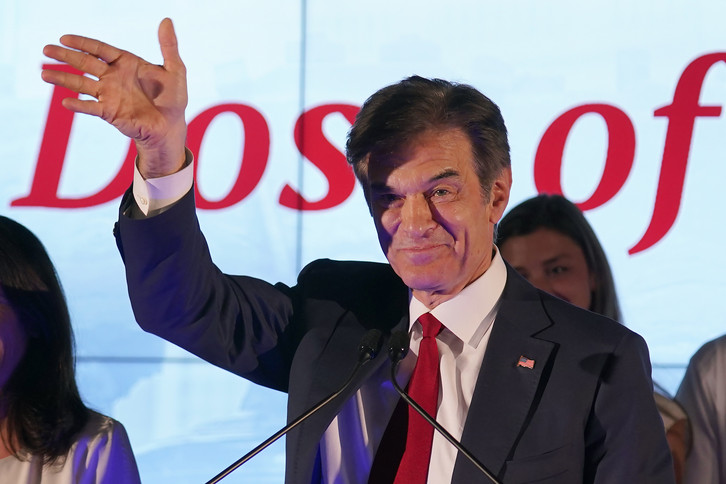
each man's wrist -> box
[132,148,194,217]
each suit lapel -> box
[308,313,410,415]
[454,268,556,481]
[290,312,410,483]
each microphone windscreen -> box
[358,328,384,362]
[388,330,410,363]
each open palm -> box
[42,18,188,177]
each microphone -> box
[387,330,501,484]
[205,328,384,484]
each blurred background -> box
[2,0,725,481]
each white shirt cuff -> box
[132,149,194,216]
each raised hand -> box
[41,18,188,179]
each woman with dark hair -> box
[497,193,621,321]
[0,216,140,483]
[497,193,690,483]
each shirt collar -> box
[409,246,507,348]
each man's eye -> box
[550,266,568,275]
[376,194,401,206]
[431,188,451,198]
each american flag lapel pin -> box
[517,355,535,369]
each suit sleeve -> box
[114,188,297,392]
[585,331,676,484]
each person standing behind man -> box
[41,18,675,483]
[677,334,726,483]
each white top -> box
[0,411,141,484]
[676,334,726,484]
[320,250,507,484]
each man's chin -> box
[388,249,447,270]
[394,268,448,293]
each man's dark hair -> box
[346,75,510,199]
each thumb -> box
[158,17,185,73]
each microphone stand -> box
[388,330,501,484]
[205,329,383,484]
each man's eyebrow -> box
[369,168,461,192]
[431,168,460,181]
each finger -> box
[59,34,123,65]
[158,18,186,74]
[43,44,108,78]
[41,68,101,98]
[61,97,104,118]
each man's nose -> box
[400,195,436,236]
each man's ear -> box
[489,167,512,224]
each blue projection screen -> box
[2,1,725,481]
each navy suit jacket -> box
[115,189,675,483]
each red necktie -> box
[393,312,443,484]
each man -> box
[41,18,674,483]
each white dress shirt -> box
[131,152,194,217]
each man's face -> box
[367,129,511,308]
